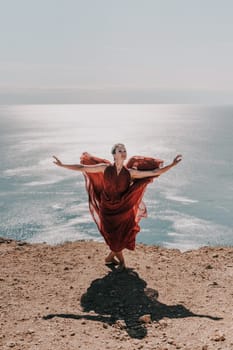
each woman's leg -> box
[105,251,119,264]
[114,251,126,269]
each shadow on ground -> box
[44,267,222,339]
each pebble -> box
[17,241,28,246]
[138,314,152,323]
[206,264,213,269]
[115,320,125,329]
[211,332,226,341]
[27,329,35,334]
[159,319,168,328]
[0,237,13,244]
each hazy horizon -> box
[1,0,233,104]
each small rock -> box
[17,241,28,246]
[211,332,226,341]
[208,281,219,288]
[202,345,208,350]
[138,314,151,323]
[115,320,125,329]
[103,323,108,329]
[70,332,75,336]
[206,264,213,269]
[159,319,168,327]
[0,237,13,244]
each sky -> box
[0,0,233,104]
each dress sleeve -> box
[126,155,164,170]
[80,152,110,196]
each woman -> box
[53,143,182,270]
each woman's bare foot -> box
[115,251,126,270]
[105,258,119,265]
[105,251,119,265]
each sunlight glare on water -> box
[0,104,232,250]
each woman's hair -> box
[111,143,126,155]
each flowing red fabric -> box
[80,152,163,252]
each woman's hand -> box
[53,156,63,167]
[172,154,182,165]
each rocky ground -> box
[1,237,233,350]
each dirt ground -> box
[1,237,233,350]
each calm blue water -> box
[0,104,232,251]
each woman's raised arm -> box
[53,156,108,173]
[129,154,182,179]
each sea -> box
[0,104,232,251]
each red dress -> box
[80,152,163,252]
